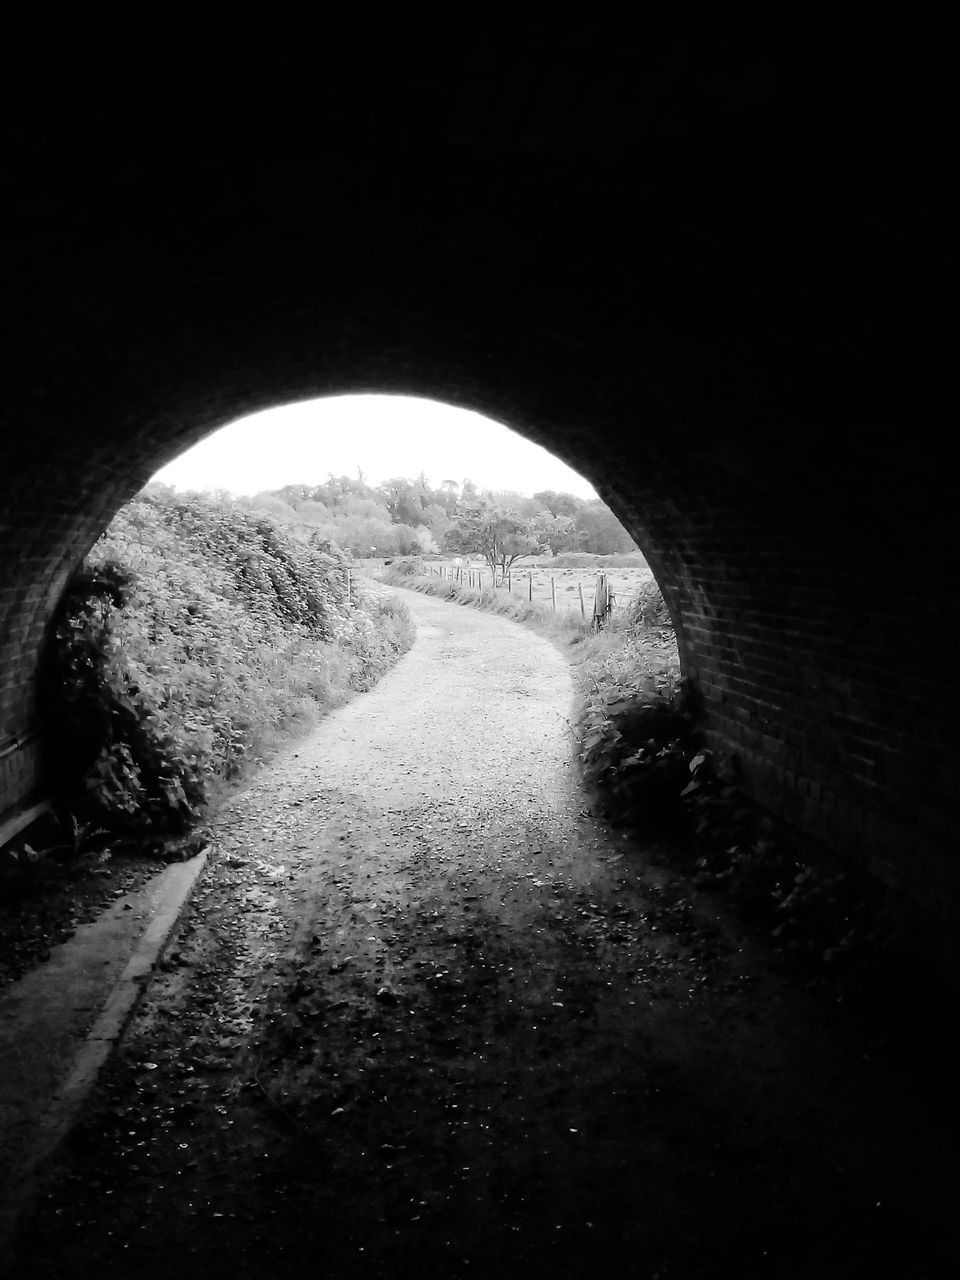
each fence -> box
[423,562,615,627]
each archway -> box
[1,23,956,965]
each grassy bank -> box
[379,564,592,639]
[40,491,414,851]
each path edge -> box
[0,847,208,1257]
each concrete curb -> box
[0,848,208,1254]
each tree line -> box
[150,473,638,563]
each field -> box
[418,558,656,618]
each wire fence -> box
[423,562,616,626]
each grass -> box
[416,560,656,619]
[379,566,612,643]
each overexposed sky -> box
[152,395,598,499]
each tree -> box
[378,477,423,527]
[575,500,637,554]
[533,489,582,519]
[531,511,581,555]
[443,502,546,576]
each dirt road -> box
[7,588,959,1278]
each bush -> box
[624,578,674,632]
[42,490,413,844]
[578,661,693,831]
[390,556,425,577]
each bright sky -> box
[151,395,598,499]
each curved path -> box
[7,587,958,1278]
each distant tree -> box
[532,511,581,555]
[486,489,541,518]
[533,490,581,519]
[217,472,636,561]
[245,492,300,523]
[420,502,451,542]
[378,477,424,527]
[443,502,546,576]
[575,500,637,554]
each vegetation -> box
[541,551,648,569]
[379,563,577,634]
[41,490,414,848]
[382,557,894,990]
[198,474,637,561]
[441,505,560,576]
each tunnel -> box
[1,24,956,967]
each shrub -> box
[578,663,693,831]
[624,578,674,632]
[390,556,424,577]
[42,490,413,844]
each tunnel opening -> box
[1,392,685,959]
[4,394,681,809]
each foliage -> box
[163,472,638,560]
[534,492,637,554]
[624,577,674,631]
[43,490,414,844]
[389,556,425,577]
[577,645,692,831]
[577,642,896,980]
[442,503,547,575]
[529,511,580,555]
[561,570,894,983]
[378,566,585,636]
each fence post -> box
[508,571,512,593]
[578,580,586,621]
[593,572,610,629]
[528,573,533,602]
[551,577,556,611]
[478,571,482,592]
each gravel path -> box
[7,587,959,1278]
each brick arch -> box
[1,23,956,961]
